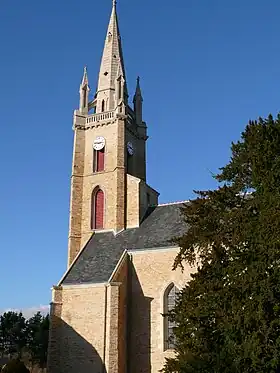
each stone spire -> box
[81,66,89,87]
[95,0,127,113]
[79,66,90,114]
[133,77,143,125]
[133,76,142,101]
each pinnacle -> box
[134,76,142,101]
[81,66,88,86]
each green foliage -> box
[0,311,49,369]
[0,312,27,358]
[1,359,29,373]
[163,114,280,373]
[26,313,49,369]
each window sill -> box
[93,170,105,174]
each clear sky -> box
[1,0,280,312]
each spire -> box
[133,76,143,125]
[133,76,143,103]
[79,67,89,114]
[95,0,127,112]
[81,66,88,87]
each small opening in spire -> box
[83,87,87,108]
[118,79,122,99]
[101,100,105,112]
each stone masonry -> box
[47,2,192,373]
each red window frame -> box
[91,189,104,230]
[93,148,105,172]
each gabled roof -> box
[61,203,188,285]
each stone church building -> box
[47,2,194,372]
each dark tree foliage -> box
[1,359,30,373]
[163,114,280,373]
[0,312,27,358]
[26,313,49,370]
[0,311,49,370]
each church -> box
[47,2,194,372]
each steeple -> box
[95,0,127,113]
[133,77,143,125]
[68,1,159,266]
[79,66,90,114]
[81,66,88,87]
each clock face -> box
[93,136,105,151]
[127,142,134,156]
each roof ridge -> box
[158,200,189,207]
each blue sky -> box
[1,0,280,312]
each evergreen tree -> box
[0,312,27,359]
[163,114,280,373]
[26,313,49,371]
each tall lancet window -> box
[101,100,105,112]
[118,79,122,99]
[83,86,87,108]
[91,188,104,230]
[164,283,179,350]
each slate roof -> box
[61,203,188,285]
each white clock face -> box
[127,142,134,156]
[93,136,105,151]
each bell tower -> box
[67,0,159,267]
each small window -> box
[93,148,105,173]
[118,79,122,99]
[91,188,104,230]
[101,100,105,112]
[164,284,179,350]
[83,87,87,108]
[127,150,133,175]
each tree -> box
[26,313,49,371]
[163,114,280,373]
[0,313,27,359]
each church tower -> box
[67,0,159,267]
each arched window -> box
[93,147,105,172]
[164,283,179,350]
[91,188,104,230]
[101,99,105,112]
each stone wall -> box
[128,248,195,373]
[68,117,127,267]
[47,285,107,373]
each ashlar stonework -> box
[47,2,194,372]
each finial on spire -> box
[113,0,117,7]
[81,66,88,86]
[134,76,143,103]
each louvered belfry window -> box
[91,189,104,230]
[93,148,105,172]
